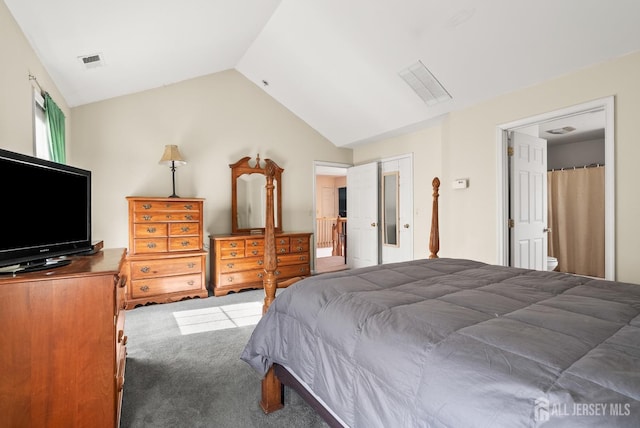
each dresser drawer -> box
[134,223,168,238]
[219,269,264,287]
[130,256,203,279]
[219,257,264,273]
[130,273,203,298]
[220,248,245,259]
[134,211,200,223]
[275,236,290,246]
[133,200,200,212]
[169,222,199,236]
[277,253,309,266]
[245,238,264,248]
[277,263,311,278]
[245,246,264,257]
[290,241,309,253]
[134,238,168,253]
[218,239,245,250]
[168,237,201,251]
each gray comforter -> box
[241,258,640,427]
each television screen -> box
[0,148,92,272]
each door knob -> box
[371,222,377,227]
[404,224,410,228]
[543,227,552,233]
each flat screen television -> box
[0,148,92,274]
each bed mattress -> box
[242,258,640,427]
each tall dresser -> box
[0,248,128,428]
[126,197,208,309]
[210,232,312,296]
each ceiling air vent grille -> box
[399,61,451,106]
[78,53,104,69]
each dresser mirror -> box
[230,155,283,234]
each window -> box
[33,89,49,160]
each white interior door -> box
[381,155,413,264]
[510,131,548,270]
[347,162,379,268]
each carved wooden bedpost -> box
[260,158,284,413]
[429,177,440,259]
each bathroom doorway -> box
[497,96,615,280]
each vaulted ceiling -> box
[5,0,640,147]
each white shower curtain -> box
[547,166,605,278]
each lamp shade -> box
[159,145,187,167]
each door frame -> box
[496,96,615,280]
[312,160,351,273]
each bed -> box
[241,165,640,427]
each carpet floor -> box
[120,290,328,428]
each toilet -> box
[547,257,559,271]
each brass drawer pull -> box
[165,215,173,220]
[279,239,286,244]
[257,272,263,278]
[295,246,303,251]
[181,226,190,232]
[147,242,157,248]
[299,256,306,261]
[184,204,193,210]
[181,241,190,247]
[251,250,258,255]
[140,266,150,273]
[143,215,152,221]
[147,227,156,233]
[227,263,235,268]
[140,285,149,292]
[187,262,196,268]
[230,242,238,247]
[184,214,193,220]
[275,270,281,276]
[230,251,237,257]
[257,260,263,265]
[279,248,286,253]
[142,204,152,210]
[227,277,234,282]
[251,241,259,246]
[187,280,194,286]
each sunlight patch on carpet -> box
[173,301,262,335]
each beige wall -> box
[71,70,352,253]
[315,175,346,218]
[354,51,640,284]
[0,1,70,157]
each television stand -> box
[0,257,72,276]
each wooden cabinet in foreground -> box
[210,232,312,296]
[126,197,208,308]
[0,248,128,428]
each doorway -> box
[313,162,350,274]
[497,96,615,280]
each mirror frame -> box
[230,155,283,234]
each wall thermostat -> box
[453,178,468,189]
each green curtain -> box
[44,93,66,164]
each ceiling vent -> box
[78,53,104,69]
[545,126,576,135]
[399,61,451,106]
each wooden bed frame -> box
[259,160,441,422]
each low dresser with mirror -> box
[210,155,312,296]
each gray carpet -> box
[120,289,328,428]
